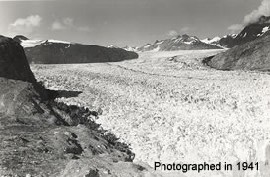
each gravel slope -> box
[31,49,270,177]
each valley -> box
[2,1,270,176]
[31,49,270,177]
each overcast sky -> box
[0,0,263,46]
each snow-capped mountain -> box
[202,34,238,48]
[228,16,270,46]
[137,34,222,52]
[203,16,270,48]
[13,35,139,64]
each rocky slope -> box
[137,34,221,52]
[0,35,160,177]
[14,36,139,64]
[205,31,270,71]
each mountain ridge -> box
[135,34,222,52]
[14,36,139,64]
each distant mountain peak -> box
[137,34,221,52]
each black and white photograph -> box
[0,0,270,176]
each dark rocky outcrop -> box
[206,33,270,71]
[13,35,29,44]
[0,35,36,83]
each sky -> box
[0,0,265,47]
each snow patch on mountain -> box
[122,46,139,52]
[47,39,71,44]
[262,26,270,34]
[122,46,138,52]
[143,44,151,48]
[20,39,71,48]
[20,39,44,48]
[223,34,237,38]
[107,45,119,48]
[201,37,221,44]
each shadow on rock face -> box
[46,89,83,100]
[54,90,83,98]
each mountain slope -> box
[206,32,270,71]
[137,34,222,52]
[14,36,139,64]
